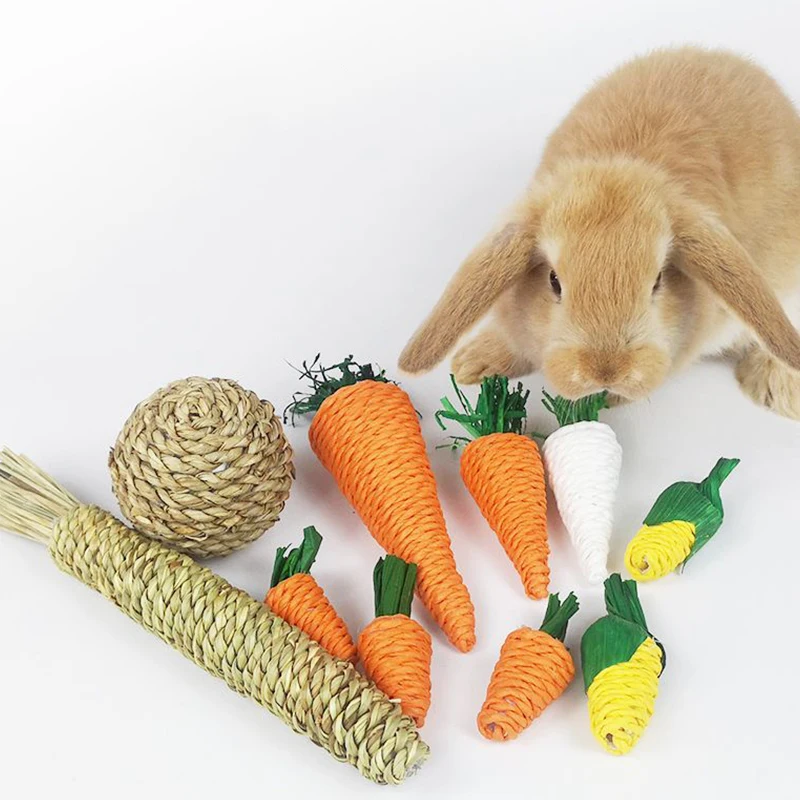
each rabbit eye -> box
[652,271,663,293]
[549,270,562,298]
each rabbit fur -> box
[399,47,800,419]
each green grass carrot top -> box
[284,355,391,423]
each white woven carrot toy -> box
[541,391,622,584]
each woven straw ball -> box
[109,377,294,558]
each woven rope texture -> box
[587,636,662,755]
[358,614,433,728]
[477,627,574,741]
[542,421,622,584]
[267,573,358,663]
[109,377,294,558]
[461,433,549,599]
[625,520,695,581]
[49,504,428,783]
[308,381,476,652]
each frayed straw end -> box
[0,448,79,545]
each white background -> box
[1,2,798,798]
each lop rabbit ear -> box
[399,204,543,375]
[673,205,800,371]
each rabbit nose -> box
[596,362,619,385]
[584,352,623,387]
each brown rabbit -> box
[399,47,800,419]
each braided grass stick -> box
[0,449,429,785]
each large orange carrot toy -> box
[265,525,358,663]
[477,592,579,741]
[437,374,549,599]
[359,555,432,727]
[286,356,476,652]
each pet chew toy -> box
[358,555,433,728]
[286,355,475,653]
[477,592,579,741]
[541,390,621,584]
[109,377,294,558]
[437,374,549,599]
[625,457,740,582]
[0,449,427,785]
[266,525,357,663]
[581,574,665,755]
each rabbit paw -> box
[736,347,800,420]
[451,329,531,384]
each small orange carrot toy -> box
[477,592,579,741]
[266,525,357,663]
[437,375,549,599]
[359,555,433,727]
[286,356,476,653]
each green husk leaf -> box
[581,614,648,691]
[270,526,323,588]
[606,573,667,674]
[541,390,609,428]
[697,457,740,508]
[643,457,740,564]
[604,573,649,630]
[538,592,580,642]
[284,354,392,424]
[436,374,529,447]
[582,574,666,690]
[373,555,418,618]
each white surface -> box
[1,2,799,798]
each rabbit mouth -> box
[543,344,671,402]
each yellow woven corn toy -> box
[625,457,739,582]
[581,574,666,755]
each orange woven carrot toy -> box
[477,592,579,741]
[437,375,549,599]
[266,525,357,663]
[286,356,476,653]
[359,555,432,727]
